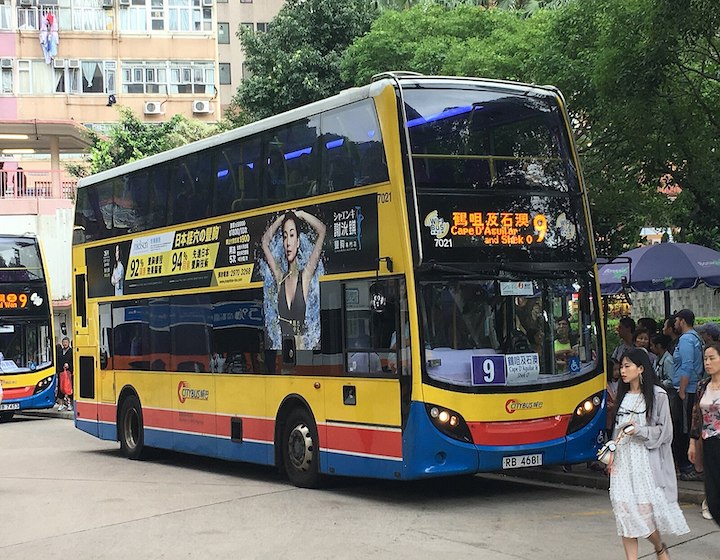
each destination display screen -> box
[0,285,48,315]
[418,194,589,264]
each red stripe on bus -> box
[323,424,403,458]
[468,415,571,446]
[215,416,275,441]
[3,386,34,399]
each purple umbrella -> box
[599,242,720,295]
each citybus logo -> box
[505,399,543,414]
[177,381,209,403]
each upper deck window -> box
[404,85,575,193]
[0,237,44,281]
[74,98,388,243]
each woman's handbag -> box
[596,423,634,465]
[596,440,617,465]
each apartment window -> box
[151,0,164,30]
[67,0,109,31]
[122,61,213,94]
[218,63,230,85]
[217,21,229,44]
[79,61,116,93]
[122,62,168,94]
[1,60,12,94]
[168,0,211,32]
[55,63,81,94]
[241,62,252,81]
[256,22,268,33]
[0,0,12,29]
[17,60,54,93]
[119,0,149,32]
[240,22,252,32]
[239,0,252,3]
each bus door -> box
[321,279,405,478]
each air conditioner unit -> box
[192,100,212,114]
[144,101,163,115]
[119,0,131,6]
[0,59,12,69]
[53,58,65,69]
[19,0,35,6]
[102,0,114,7]
[202,0,213,6]
[67,59,80,69]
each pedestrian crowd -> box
[601,308,720,559]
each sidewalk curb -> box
[505,467,706,505]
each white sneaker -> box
[58,405,66,411]
[702,499,713,520]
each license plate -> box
[502,453,542,469]
[0,402,20,411]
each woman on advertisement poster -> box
[261,210,326,351]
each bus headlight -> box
[33,375,55,394]
[566,392,604,434]
[425,403,473,443]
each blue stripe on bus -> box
[320,451,401,480]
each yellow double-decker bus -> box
[0,234,56,421]
[72,73,605,487]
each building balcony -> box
[0,168,76,200]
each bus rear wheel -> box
[282,408,321,488]
[0,411,15,422]
[118,395,146,460]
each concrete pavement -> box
[19,408,708,504]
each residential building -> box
[0,0,286,337]
[216,0,284,113]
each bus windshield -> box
[419,274,599,388]
[0,318,53,374]
[404,83,575,193]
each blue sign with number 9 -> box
[471,355,506,385]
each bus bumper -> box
[402,400,605,479]
[2,375,57,412]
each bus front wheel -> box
[282,408,321,488]
[118,395,146,460]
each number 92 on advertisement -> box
[502,453,543,469]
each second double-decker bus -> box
[0,234,56,421]
[71,73,605,486]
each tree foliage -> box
[230,0,377,122]
[341,0,720,253]
[66,108,216,177]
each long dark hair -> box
[615,347,658,422]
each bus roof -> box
[77,75,560,189]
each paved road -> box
[1,413,718,559]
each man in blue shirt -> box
[672,308,704,479]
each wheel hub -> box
[288,423,313,471]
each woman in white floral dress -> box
[609,348,689,559]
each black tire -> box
[282,408,321,488]
[0,411,15,423]
[118,395,146,460]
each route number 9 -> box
[483,358,495,383]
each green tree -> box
[67,108,216,177]
[544,0,720,251]
[231,0,377,122]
